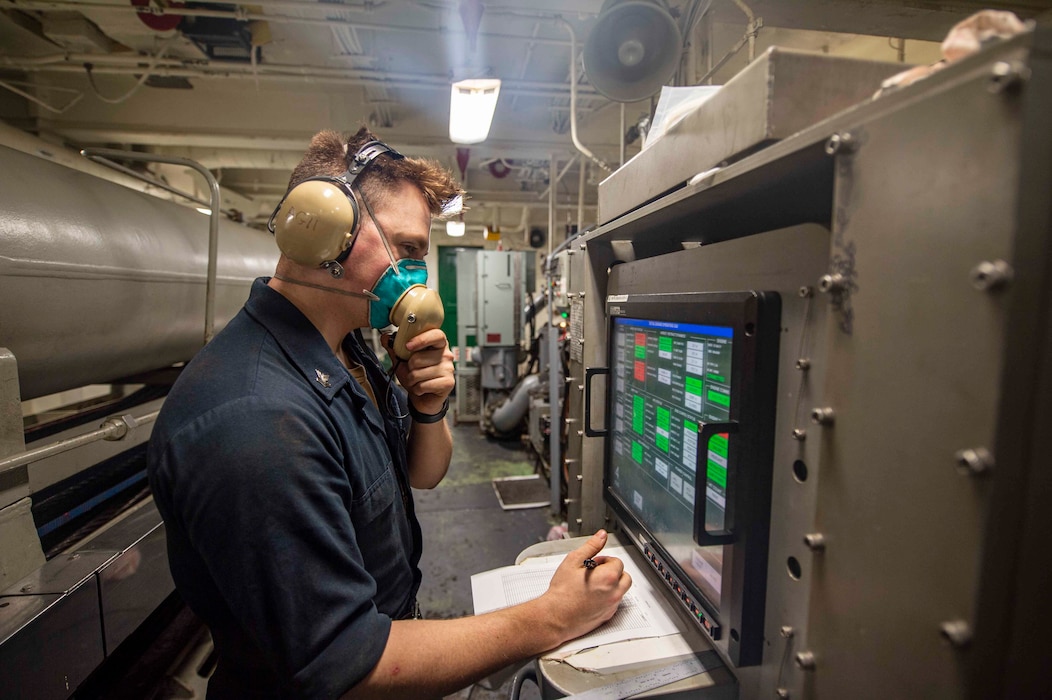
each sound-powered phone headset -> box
[267,139,404,279]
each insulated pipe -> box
[577,160,586,233]
[499,207,529,237]
[734,0,759,61]
[82,147,223,345]
[559,19,612,173]
[524,292,548,324]
[698,0,762,83]
[0,146,278,400]
[490,374,542,434]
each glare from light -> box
[441,194,464,217]
[446,219,466,237]
[449,79,501,145]
[196,207,212,215]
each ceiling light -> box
[446,219,466,237]
[449,78,501,145]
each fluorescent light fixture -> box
[449,78,501,144]
[446,219,466,237]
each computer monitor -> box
[596,290,780,667]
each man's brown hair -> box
[287,127,463,216]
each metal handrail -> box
[0,411,160,477]
[80,148,222,345]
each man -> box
[148,127,631,699]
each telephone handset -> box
[387,286,445,360]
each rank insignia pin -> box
[315,369,331,388]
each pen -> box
[583,558,598,569]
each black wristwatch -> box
[408,397,449,424]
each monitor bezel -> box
[602,290,780,667]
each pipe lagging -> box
[490,373,543,434]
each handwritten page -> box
[470,546,681,654]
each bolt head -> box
[825,132,855,156]
[810,408,835,426]
[970,260,1013,292]
[988,60,1030,93]
[804,533,827,551]
[940,620,972,648]
[954,448,993,476]
[818,273,846,294]
[795,651,817,670]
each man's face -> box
[351,179,432,293]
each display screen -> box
[607,317,733,606]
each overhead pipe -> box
[500,206,530,237]
[40,125,615,163]
[558,19,612,173]
[733,0,760,62]
[0,78,81,114]
[81,151,237,217]
[698,0,763,83]
[536,155,578,200]
[231,176,596,203]
[6,50,591,93]
[4,55,599,101]
[0,120,173,195]
[511,22,543,110]
[148,146,303,171]
[0,0,575,47]
[698,30,753,84]
[577,160,586,233]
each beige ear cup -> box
[273,180,358,265]
[389,285,445,360]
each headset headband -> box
[348,140,403,176]
[267,139,405,235]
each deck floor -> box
[416,419,553,699]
